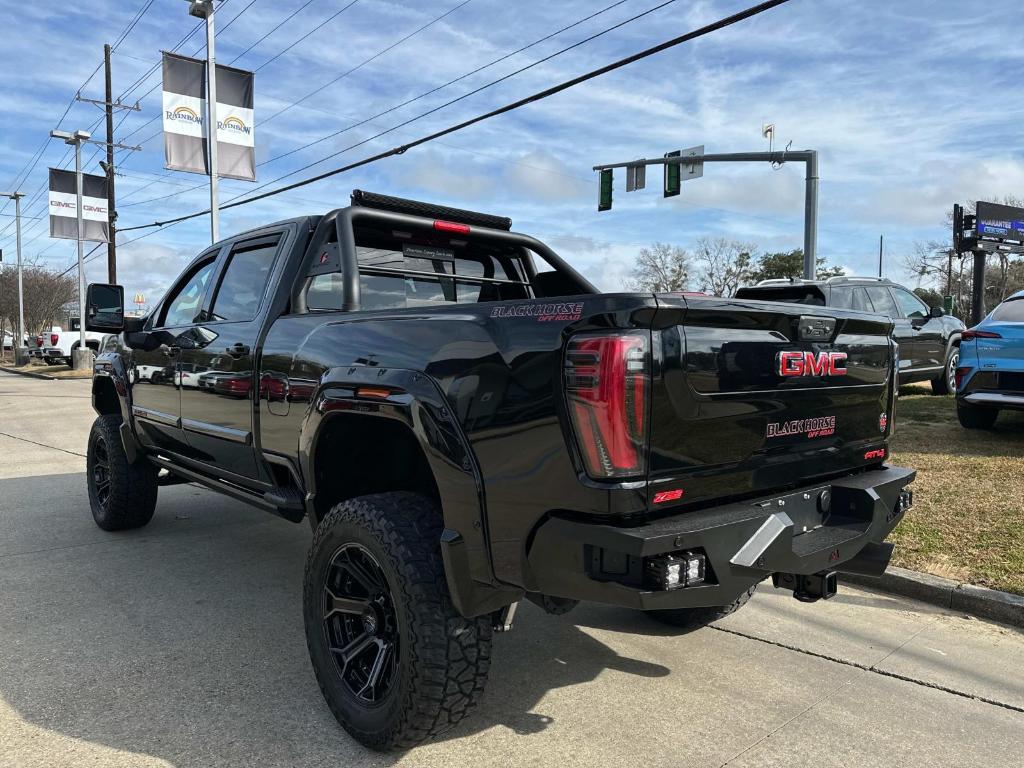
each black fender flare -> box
[92,352,143,463]
[298,365,520,617]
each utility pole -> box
[0,191,26,362]
[104,43,117,284]
[878,235,883,277]
[50,129,92,369]
[76,50,141,285]
[186,0,220,243]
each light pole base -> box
[14,346,31,366]
[72,348,95,371]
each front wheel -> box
[646,584,758,630]
[304,492,492,751]
[86,414,159,530]
[931,346,959,395]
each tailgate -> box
[647,295,895,507]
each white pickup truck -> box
[31,321,108,365]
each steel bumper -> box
[526,465,916,610]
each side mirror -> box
[930,305,944,319]
[85,283,125,332]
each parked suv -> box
[955,290,1024,428]
[735,276,965,393]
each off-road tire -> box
[304,492,492,751]
[86,414,159,530]
[957,401,998,430]
[930,345,958,395]
[646,584,758,630]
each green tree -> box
[748,249,844,283]
[913,287,943,310]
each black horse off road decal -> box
[766,415,837,439]
[490,302,583,322]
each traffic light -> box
[664,150,681,197]
[598,169,613,211]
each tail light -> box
[564,331,650,479]
[50,333,59,347]
[962,329,1001,340]
[35,335,43,347]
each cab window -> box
[160,259,217,328]
[864,286,898,318]
[305,226,529,312]
[208,236,281,322]
[891,287,930,319]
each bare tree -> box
[693,237,756,296]
[0,262,77,338]
[628,243,690,292]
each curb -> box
[0,365,57,380]
[845,566,1024,629]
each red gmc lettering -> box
[778,351,848,377]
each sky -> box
[0,0,1022,311]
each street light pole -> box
[50,128,92,368]
[187,0,220,243]
[0,190,26,360]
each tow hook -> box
[772,571,838,603]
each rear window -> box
[991,298,1024,322]
[306,227,530,311]
[735,285,826,305]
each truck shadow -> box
[0,474,668,766]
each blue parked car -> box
[956,289,1024,428]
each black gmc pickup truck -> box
[85,191,914,750]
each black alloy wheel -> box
[323,543,400,705]
[91,434,113,511]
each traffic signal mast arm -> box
[593,149,819,279]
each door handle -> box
[161,345,180,358]
[225,343,251,359]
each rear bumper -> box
[526,465,915,610]
[959,391,1024,410]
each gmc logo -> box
[777,351,848,377]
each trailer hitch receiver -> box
[772,571,838,603]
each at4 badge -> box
[879,412,888,432]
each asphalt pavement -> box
[0,369,1021,767]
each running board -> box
[148,456,305,523]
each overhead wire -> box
[118,0,643,209]
[119,0,793,234]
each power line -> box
[253,0,360,72]
[260,0,469,125]
[260,0,636,168]
[117,0,648,210]
[120,0,792,233]
[228,0,318,66]
[112,0,157,51]
[125,0,684,212]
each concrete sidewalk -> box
[1,370,1021,767]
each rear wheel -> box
[304,492,491,751]
[931,346,958,395]
[86,414,159,530]
[646,584,758,630]
[957,401,998,429]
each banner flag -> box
[162,51,255,181]
[48,168,109,242]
